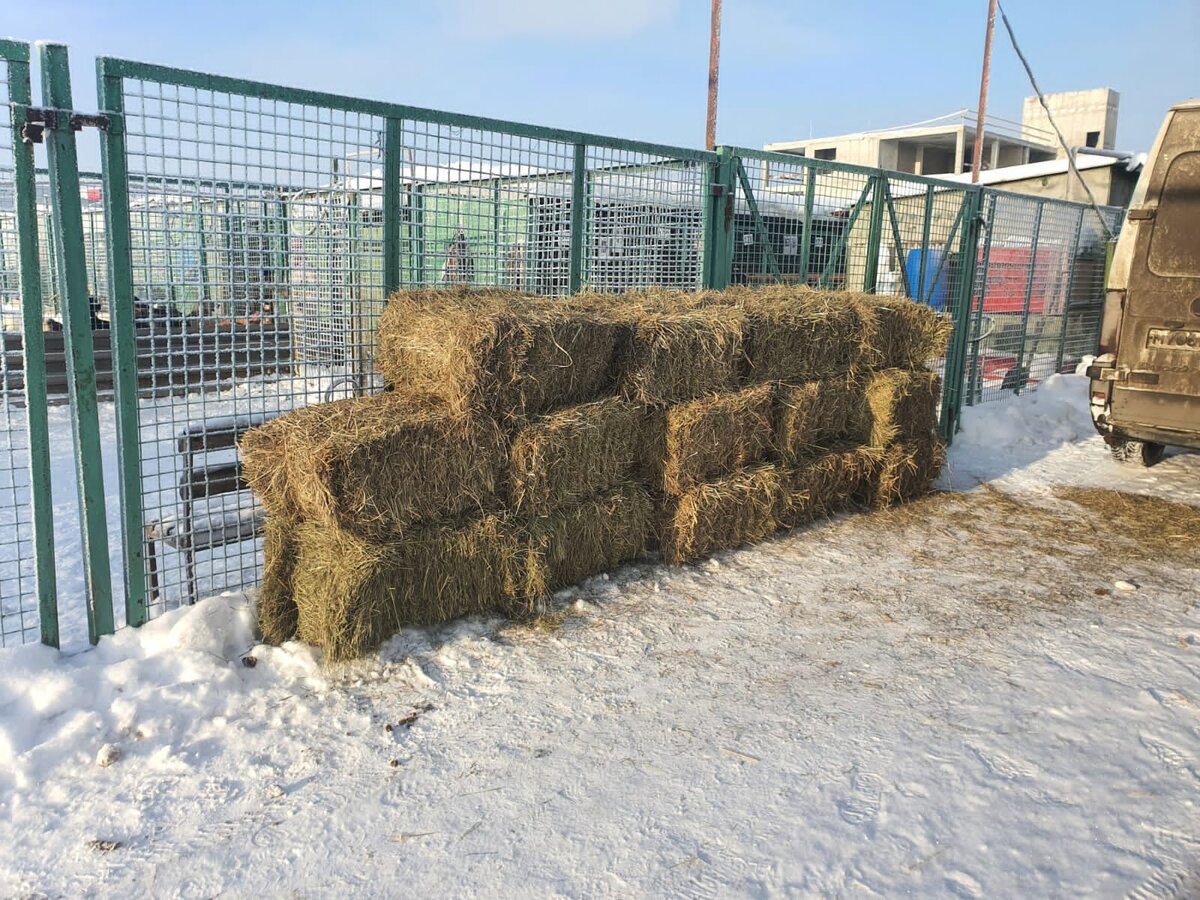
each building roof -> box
[935,151,1145,187]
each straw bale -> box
[292,514,521,662]
[865,368,941,448]
[870,436,946,508]
[775,376,868,462]
[777,445,883,528]
[860,295,953,370]
[660,463,782,565]
[651,384,775,495]
[520,483,654,600]
[734,286,867,383]
[597,291,744,404]
[257,516,300,645]
[242,392,506,538]
[375,288,621,419]
[509,398,645,515]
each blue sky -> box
[9,0,1198,161]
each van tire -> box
[1109,439,1165,467]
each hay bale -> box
[606,293,744,405]
[860,296,953,370]
[242,392,506,538]
[865,368,941,448]
[775,376,868,462]
[292,514,521,662]
[257,517,300,645]
[521,483,654,600]
[870,436,947,509]
[734,286,867,383]
[661,463,782,565]
[509,398,645,515]
[651,384,775,495]
[375,288,621,419]
[777,445,882,528]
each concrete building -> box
[1022,88,1119,154]
[765,89,1121,178]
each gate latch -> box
[21,107,111,144]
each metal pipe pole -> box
[706,0,722,151]
[971,0,999,182]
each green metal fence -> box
[0,40,1124,646]
[0,39,59,647]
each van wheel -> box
[1109,439,1165,467]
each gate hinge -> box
[709,182,726,198]
[21,107,111,144]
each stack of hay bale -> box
[242,286,949,661]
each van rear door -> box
[1111,104,1200,435]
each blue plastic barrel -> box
[905,248,948,312]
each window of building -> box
[1085,130,1100,148]
[813,147,837,160]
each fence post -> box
[40,42,115,641]
[382,117,403,297]
[97,55,148,627]
[6,42,60,646]
[938,187,983,442]
[568,142,587,294]
[1054,205,1087,375]
[862,174,885,292]
[1011,200,1045,395]
[798,165,816,287]
[703,147,737,290]
[965,192,997,406]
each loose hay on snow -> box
[509,398,645,515]
[650,383,775,495]
[777,445,882,528]
[869,436,946,508]
[292,514,521,662]
[660,463,782,565]
[242,392,507,538]
[604,292,744,404]
[734,286,867,383]
[376,288,621,419]
[257,516,300,645]
[774,376,868,462]
[521,482,654,601]
[865,368,941,448]
[860,295,953,370]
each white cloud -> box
[439,0,682,40]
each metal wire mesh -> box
[114,77,387,615]
[0,55,39,646]
[108,64,716,615]
[580,148,705,293]
[965,192,1122,405]
[735,151,976,408]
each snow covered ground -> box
[1,375,1198,897]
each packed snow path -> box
[2,376,1198,897]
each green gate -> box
[710,147,983,438]
[0,40,59,647]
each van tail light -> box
[1098,289,1125,355]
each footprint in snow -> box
[837,771,883,826]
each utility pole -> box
[706,0,722,151]
[971,0,999,182]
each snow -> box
[2,375,1198,896]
